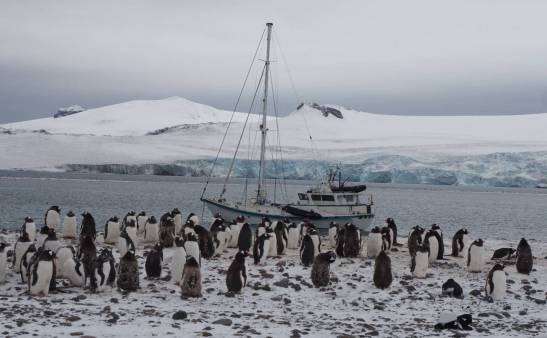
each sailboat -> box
[200,23,374,230]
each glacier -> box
[1,96,547,188]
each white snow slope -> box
[2,97,547,187]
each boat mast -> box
[257,22,273,205]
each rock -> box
[110,298,119,304]
[470,289,482,297]
[225,291,236,298]
[71,295,87,302]
[172,311,188,320]
[212,318,232,326]
[274,278,289,288]
[65,316,81,322]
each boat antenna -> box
[256,22,273,205]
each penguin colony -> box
[0,208,536,314]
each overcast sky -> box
[2,0,547,123]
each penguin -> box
[467,239,485,272]
[20,244,37,283]
[63,255,85,287]
[237,223,253,253]
[213,223,230,255]
[183,220,197,239]
[144,216,160,243]
[62,211,77,239]
[22,217,36,242]
[136,211,147,235]
[435,313,473,331]
[209,214,224,233]
[491,248,516,260]
[308,228,321,257]
[172,236,187,285]
[228,216,244,248]
[124,219,138,248]
[485,263,506,301]
[328,222,338,248]
[13,231,33,273]
[408,226,424,257]
[226,251,247,293]
[95,248,116,292]
[287,222,300,249]
[381,226,391,252]
[36,226,49,247]
[386,218,399,246]
[186,213,200,227]
[78,233,97,291]
[44,206,61,230]
[169,208,182,235]
[411,242,429,278]
[451,228,469,257]
[28,248,56,296]
[425,229,440,264]
[123,211,137,229]
[274,220,288,255]
[253,233,271,265]
[343,223,361,258]
[183,233,201,266]
[79,211,97,243]
[194,225,215,259]
[255,222,267,239]
[43,228,61,253]
[180,256,202,298]
[442,278,464,299]
[117,231,136,259]
[335,224,346,258]
[366,226,382,258]
[55,245,75,279]
[0,242,9,283]
[431,224,444,259]
[159,217,175,248]
[373,250,392,289]
[299,221,312,242]
[117,244,139,292]
[300,234,315,267]
[311,251,336,287]
[145,243,163,278]
[103,216,121,245]
[266,227,278,257]
[516,238,533,274]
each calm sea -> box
[1,170,546,241]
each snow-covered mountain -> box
[2,96,547,187]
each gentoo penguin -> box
[117,234,139,292]
[485,263,506,301]
[308,228,321,257]
[442,278,463,299]
[144,216,159,243]
[431,224,444,259]
[491,248,516,260]
[28,248,56,296]
[184,233,201,266]
[328,222,339,248]
[136,211,147,235]
[300,234,315,267]
[36,226,49,247]
[159,217,175,248]
[253,233,271,265]
[381,226,391,252]
[0,242,9,283]
[123,211,137,229]
[425,229,440,264]
[226,251,247,293]
[228,216,244,248]
[55,245,75,279]
[408,226,424,257]
[194,225,215,259]
[411,242,429,278]
[434,313,473,331]
[44,206,61,230]
[374,250,392,289]
[467,239,485,272]
[79,212,97,243]
[183,220,197,239]
[78,234,97,291]
[171,208,183,235]
[366,226,383,258]
[255,222,267,239]
[13,231,33,273]
[22,217,36,242]
[274,220,288,255]
[124,219,138,248]
[209,214,224,234]
[451,228,469,257]
[516,238,533,274]
[237,223,253,253]
[62,211,77,239]
[95,248,116,292]
[213,223,230,255]
[386,218,399,246]
[20,244,37,283]
[62,255,85,287]
[299,221,312,242]
[43,228,61,253]
[343,223,361,258]
[145,243,163,278]
[180,256,202,298]
[103,216,121,245]
[287,222,300,249]
[335,225,346,258]
[266,227,278,257]
[311,251,336,287]
[186,213,200,227]
[172,236,187,285]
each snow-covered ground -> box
[0,228,545,337]
[2,97,547,187]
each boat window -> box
[298,193,309,201]
[322,195,335,201]
[311,194,322,201]
[344,195,354,202]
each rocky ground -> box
[0,231,546,338]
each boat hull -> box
[202,198,374,231]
